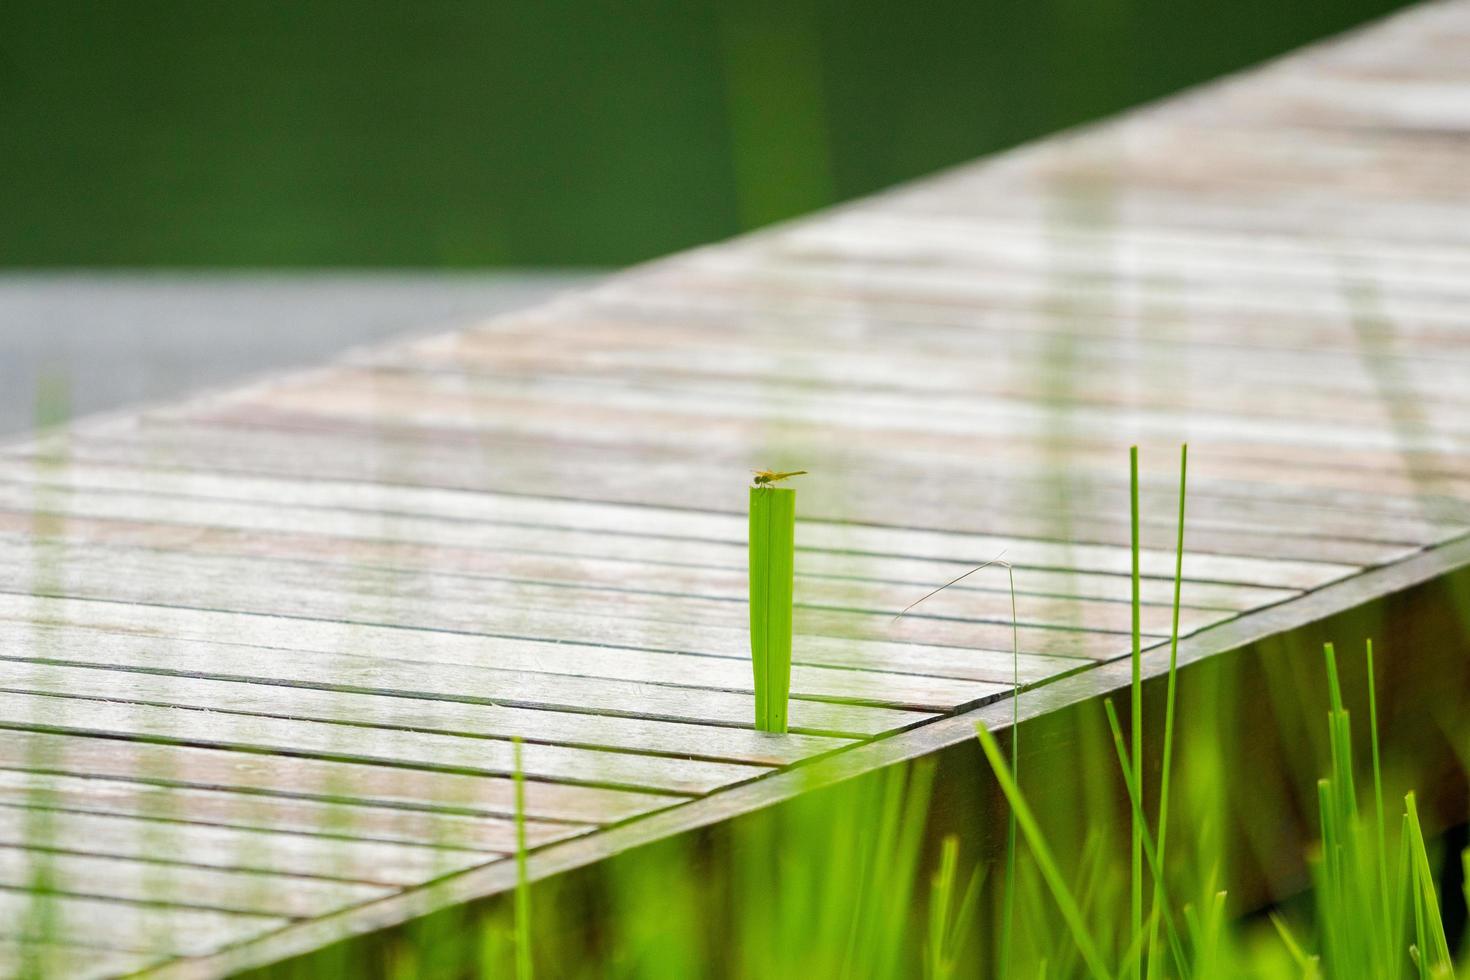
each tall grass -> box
[513,738,532,980]
[970,449,1463,979]
[451,444,1468,979]
[12,442,1468,978]
[463,628,1465,980]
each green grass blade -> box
[1118,918,1150,980]
[749,486,796,732]
[1395,813,1413,979]
[1129,446,1143,980]
[925,835,983,980]
[949,861,984,970]
[1069,834,1110,978]
[1102,699,1190,980]
[976,723,1112,980]
[926,836,957,979]
[1324,641,1344,715]
[1366,638,1394,972]
[1268,912,1317,976]
[1322,645,1359,841]
[1315,777,1348,972]
[1404,792,1452,975]
[1147,443,1188,980]
[1001,561,1020,980]
[514,738,533,980]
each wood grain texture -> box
[6,2,1470,972]
[0,686,772,795]
[0,730,673,824]
[0,941,162,980]
[0,769,578,852]
[0,845,392,918]
[0,891,284,957]
[0,803,493,887]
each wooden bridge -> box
[4,1,1470,975]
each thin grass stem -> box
[1366,638,1392,953]
[1129,445,1143,980]
[1001,561,1020,980]
[1102,699,1190,979]
[1147,443,1188,980]
[975,724,1112,980]
[514,738,533,980]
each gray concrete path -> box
[0,272,600,437]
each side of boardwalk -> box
[1,1,1469,975]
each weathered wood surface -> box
[3,1,1470,974]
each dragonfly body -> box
[751,469,808,487]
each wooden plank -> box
[0,515,1205,639]
[0,614,935,739]
[41,407,1467,539]
[389,367,1470,463]
[0,845,391,918]
[213,368,1470,483]
[0,536,1129,662]
[0,506,1228,633]
[181,385,1470,509]
[0,940,162,980]
[0,476,1298,614]
[408,297,1470,382]
[0,593,1084,687]
[664,253,1470,344]
[763,208,1470,298]
[575,290,1470,408]
[49,408,1465,542]
[0,481,1233,634]
[0,730,674,824]
[0,626,861,763]
[0,687,774,796]
[31,417,1463,537]
[353,313,1470,422]
[281,531,1470,980]
[0,890,284,957]
[0,803,493,887]
[6,445,1452,548]
[371,322,1470,421]
[0,769,581,853]
[0,535,1145,657]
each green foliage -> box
[15,448,1470,979]
[963,453,1467,980]
[925,836,984,980]
[0,0,1412,266]
[513,738,533,980]
[517,761,945,980]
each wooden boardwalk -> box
[4,1,1470,975]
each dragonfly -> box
[751,469,808,487]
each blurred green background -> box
[0,0,1412,268]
